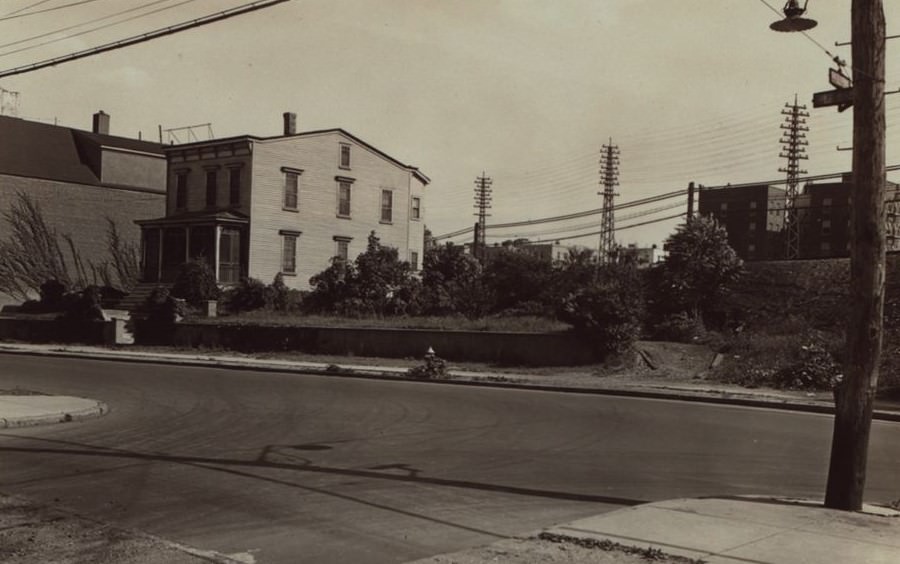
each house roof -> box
[167,127,431,185]
[135,209,249,226]
[0,115,165,188]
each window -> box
[228,168,241,205]
[410,251,419,271]
[823,197,833,207]
[175,172,188,210]
[281,234,298,274]
[380,190,393,223]
[411,196,421,220]
[748,244,756,253]
[821,242,831,252]
[283,170,299,210]
[338,181,352,217]
[822,219,832,235]
[205,170,217,207]
[749,201,757,209]
[334,236,351,262]
[340,144,351,169]
[749,222,756,231]
[720,202,728,211]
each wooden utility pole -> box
[824,0,886,511]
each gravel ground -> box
[0,494,245,564]
[408,533,704,564]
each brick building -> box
[136,113,428,288]
[697,183,785,260]
[0,112,166,300]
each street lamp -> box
[769,0,887,511]
[770,1,818,32]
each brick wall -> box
[0,175,165,296]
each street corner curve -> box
[0,399,110,429]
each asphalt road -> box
[1,353,899,564]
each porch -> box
[136,210,249,284]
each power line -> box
[0,0,291,79]
[0,0,54,18]
[0,0,188,53]
[0,0,106,22]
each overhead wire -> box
[0,0,106,22]
[0,0,55,18]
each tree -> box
[660,216,743,319]
[421,243,490,317]
[306,231,418,316]
[482,247,555,314]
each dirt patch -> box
[0,493,241,564]
[409,534,702,564]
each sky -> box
[1,0,899,250]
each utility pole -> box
[825,0,887,511]
[687,182,696,221]
[779,94,809,260]
[598,139,620,264]
[473,172,493,262]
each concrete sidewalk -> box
[411,497,900,564]
[0,393,107,428]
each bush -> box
[559,276,644,354]
[771,341,842,391]
[144,286,186,325]
[269,273,304,312]
[59,286,105,322]
[39,279,67,309]
[171,259,220,308]
[227,277,269,312]
[652,312,706,342]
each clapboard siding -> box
[250,131,425,289]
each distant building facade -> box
[136,113,429,288]
[619,244,663,268]
[0,112,166,297]
[697,183,785,261]
[698,176,900,261]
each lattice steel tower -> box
[779,94,809,260]
[473,172,493,261]
[598,139,620,264]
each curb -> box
[0,399,109,429]
[2,344,900,423]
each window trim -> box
[333,235,352,262]
[174,170,189,210]
[410,250,419,271]
[282,167,303,211]
[336,177,354,218]
[280,230,301,275]
[380,189,393,224]
[339,143,351,170]
[204,168,219,208]
[410,196,421,221]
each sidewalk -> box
[0,392,107,428]
[409,497,900,564]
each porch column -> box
[157,228,163,282]
[184,226,190,264]
[215,225,222,282]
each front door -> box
[219,228,241,284]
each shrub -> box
[652,312,706,342]
[144,286,186,325]
[269,273,303,312]
[227,277,270,312]
[559,276,644,354]
[771,340,842,391]
[171,258,220,308]
[59,286,105,322]
[39,279,67,309]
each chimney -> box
[283,112,296,135]
[92,111,110,135]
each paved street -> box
[1,353,899,563]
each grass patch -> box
[190,311,571,333]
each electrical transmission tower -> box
[779,94,809,260]
[473,172,493,261]
[598,139,620,264]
